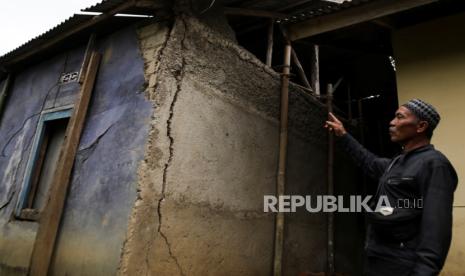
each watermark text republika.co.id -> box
[263,195,423,215]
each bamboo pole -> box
[279,26,311,91]
[327,83,335,275]
[266,19,274,67]
[273,42,292,276]
[311,45,320,96]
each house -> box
[0,0,463,275]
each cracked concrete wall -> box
[119,8,346,274]
[0,26,152,275]
[0,6,360,276]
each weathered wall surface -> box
[0,47,77,275]
[119,9,359,274]
[49,26,153,276]
[0,7,361,276]
[393,11,465,275]
[0,26,152,275]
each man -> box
[325,99,458,275]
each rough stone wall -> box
[120,9,333,275]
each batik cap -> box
[402,99,441,130]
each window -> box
[15,107,72,220]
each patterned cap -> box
[402,99,441,131]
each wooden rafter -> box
[224,7,288,19]
[288,0,438,40]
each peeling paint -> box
[0,25,153,275]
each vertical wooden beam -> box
[266,19,274,67]
[0,74,12,123]
[311,45,320,96]
[279,25,312,91]
[79,33,96,84]
[273,42,292,276]
[326,83,335,275]
[29,51,101,276]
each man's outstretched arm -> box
[325,112,391,180]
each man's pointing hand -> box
[325,112,347,137]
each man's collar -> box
[402,143,434,155]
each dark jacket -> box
[339,133,458,276]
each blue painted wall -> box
[0,25,152,275]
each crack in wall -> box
[78,123,115,165]
[117,17,177,276]
[1,82,59,157]
[118,5,332,275]
[141,23,176,276]
[0,119,36,214]
[121,6,293,274]
[0,189,15,212]
[155,17,187,275]
[0,81,62,216]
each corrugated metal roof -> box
[278,0,373,24]
[82,0,167,15]
[222,0,374,25]
[83,0,375,24]
[0,0,157,71]
[0,14,92,63]
[0,0,381,71]
[82,0,127,13]
[0,13,142,72]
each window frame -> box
[15,106,73,220]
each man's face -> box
[389,106,425,143]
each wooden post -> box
[0,74,12,122]
[311,45,320,96]
[266,19,274,67]
[278,25,312,91]
[273,42,292,276]
[327,83,335,275]
[28,51,101,276]
[79,33,96,84]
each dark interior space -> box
[30,118,69,211]
[231,16,400,168]
[229,14,402,274]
